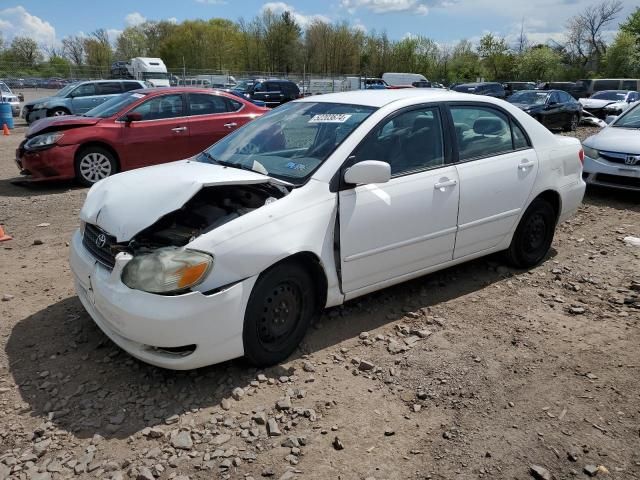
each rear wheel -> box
[74,146,117,187]
[243,262,316,366]
[505,198,556,268]
[564,113,578,132]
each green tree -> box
[517,46,562,81]
[10,36,42,67]
[604,31,640,77]
[477,33,513,80]
[62,35,85,65]
[115,26,148,60]
[449,40,480,82]
[84,29,113,71]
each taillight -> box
[578,148,584,165]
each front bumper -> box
[27,108,47,123]
[69,230,254,369]
[15,144,78,181]
[583,155,640,191]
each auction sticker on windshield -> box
[309,113,352,123]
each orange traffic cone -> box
[2,124,9,136]
[0,225,12,242]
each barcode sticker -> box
[309,114,352,123]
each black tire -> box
[564,113,579,132]
[243,262,317,366]
[48,108,69,117]
[74,146,118,187]
[505,198,557,268]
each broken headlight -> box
[121,247,213,294]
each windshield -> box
[85,92,146,118]
[612,103,640,129]
[509,91,548,105]
[198,101,376,184]
[234,80,254,91]
[142,72,169,80]
[0,82,10,93]
[591,91,626,101]
[56,84,77,97]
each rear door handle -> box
[224,122,237,129]
[171,127,187,132]
[518,159,535,170]
[434,179,457,190]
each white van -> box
[382,72,428,87]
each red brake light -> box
[578,148,584,165]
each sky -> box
[0,0,637,49]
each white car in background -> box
[69,89,586,370]
[582,102,640,191]
[0,81,21,116]
[579,90,639,119]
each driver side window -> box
[352,107,445,176]
[72,83,96,97]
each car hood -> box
[580,98,617,109]
[27,115,100,137]
[583,127,640,153]
[511,103,543,111]
[81,160,291,242]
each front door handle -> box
[224,122,237,129]
[518,159,535,170]
[171,127,187,132]
[434,179,457,191]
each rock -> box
[302,361,316,372]
[33,438,51,457]
[1,294,14,301]
[358,360,375,371]
[332,436,344,450]
[136,466,155,480]
[257,374,268,383]
[568,306,586,315]
[165,414,180,424]
[279,471,297,480]
[220,458,232,469]
[33,239,44,245]
[213,434,231,446]
[384,428,395,436]
[267,418,282,436]
[623,236,640,247]
[530,465,552,480]
[281,436,300,448]
[0,464,9,480]
[171,430,193,450]
[253,411,267,425]
[232,387,245,401]
[29,473,52,480]
[276,397,292,411]
[567,446,580,462]
[109,412,126,425]
[583,465,599,477]
[387,340,405,354]
[145,427,164,439]
[262,467,275,477]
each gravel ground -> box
[0,121,639,480]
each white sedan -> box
[69,89,586,370]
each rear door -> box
[448,103,538,259]
[119,93,190,169]
[185,92,251,153]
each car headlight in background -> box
[24,132,64,150]
[121,247,213,294]
[582,145,599,159]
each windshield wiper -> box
[201,152,265,175]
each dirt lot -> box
[0,124,639,480]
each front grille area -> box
[595,173,640,189]
[82,224,118,269]
[599,151,640,166]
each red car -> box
[16,88,268,186]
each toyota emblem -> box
[95,233,107,248]
[625,155,639,166]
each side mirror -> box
[344,160,391,185]
[123,112,143,123]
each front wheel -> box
[564,113,578,132]
[48,108,69,117]
[505,198,556,268]
[243,262,317,366]
[74,147,117,187]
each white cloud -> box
[261,2,331,27]
[0,6,56,46]
[107,29,123,43]
[124,12,146,27]
[340,0,454,15]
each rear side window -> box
[188,93,229,115]
[450,106,529,161]
[622,80,637,90]
[122,82,143,92]
[593,80,620,91]
[227,99,243,111]
[96,82,122,95]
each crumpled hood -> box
[27,115,100,137]
[580,98,616,109]
[81,160,289,242]
[583,127,640,154]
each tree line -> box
[0,1,638,83]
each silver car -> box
[582,102,640,191]
[0,81,21,116]
[22,80,148,124]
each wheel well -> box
[271,252,328,311]
[75,142,121,171]
[48,106,70,114]
[535,190,561,223]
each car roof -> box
[130,87,242,97]
[594,90,629,94]
[297,88,480,108]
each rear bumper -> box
[583,155,640,191]
[16,144,78,181]
[558,179,586,224]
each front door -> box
[449,104,538,259]
[119,93,190,169]
[339,106,460,294]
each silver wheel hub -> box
[53,110,66,116]
[79,152,112,183]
